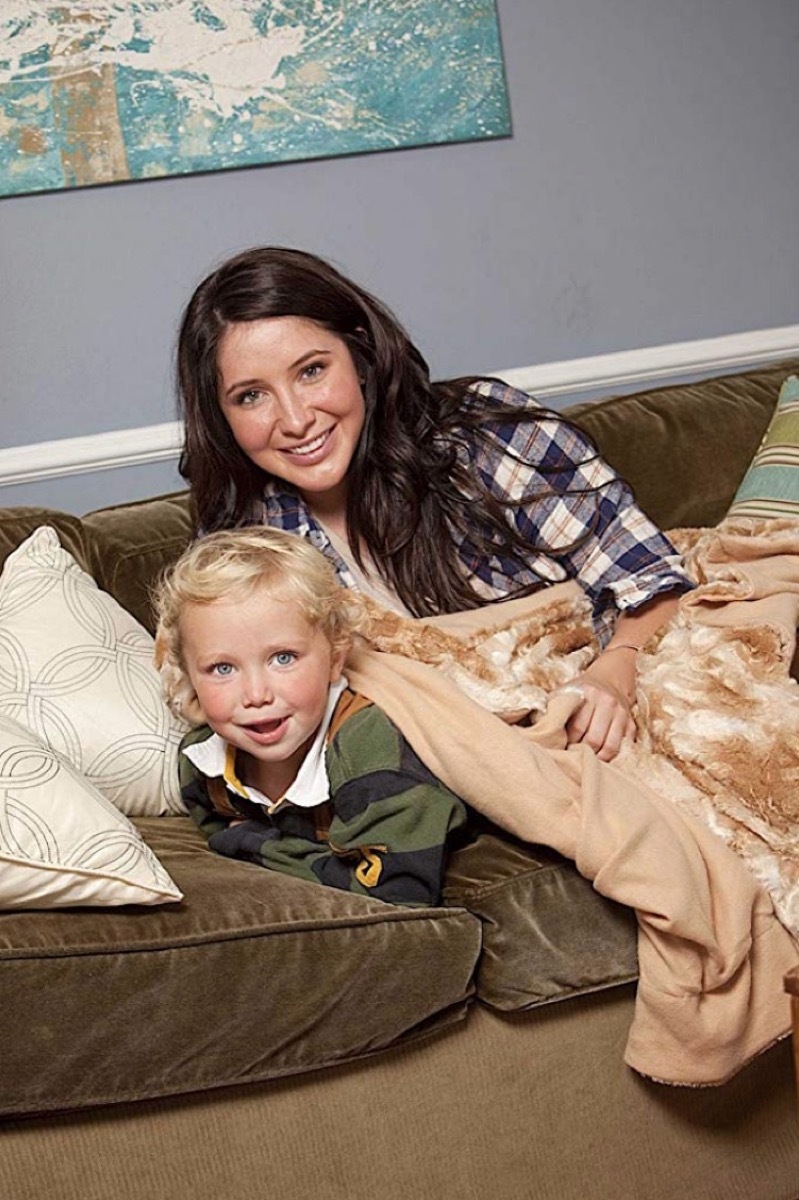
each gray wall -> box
[2,0,798,513]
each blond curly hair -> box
[153,526,354,725]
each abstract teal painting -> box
[0,1,510,197]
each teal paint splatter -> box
[0,0,510,197]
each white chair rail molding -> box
[1,324,798,489]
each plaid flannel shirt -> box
[257,381,693,642]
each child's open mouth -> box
[243,717,289,743]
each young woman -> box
[177,247,693,761]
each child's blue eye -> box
[273,651,296,667]
[212,662,234,676]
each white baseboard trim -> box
[1,324,797,490]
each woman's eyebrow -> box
[223,349,331,398]
[289,348,331,370]
[223,377,260,398]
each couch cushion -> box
[566,359,799,530]
[0,816,481,1117]
[0,505,90,575]
[83,491,193,633]
[444,820,637,1010]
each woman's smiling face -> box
[217,316,366,518]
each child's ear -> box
[329,643,348,683]
[182,693,207,726]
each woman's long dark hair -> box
[177,247,598,617]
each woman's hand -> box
[564,648,637,762]
[563,591,682,761]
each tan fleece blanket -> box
[344,516,799,1086]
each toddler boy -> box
[154,527,466,907]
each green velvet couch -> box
[1,360,798,1200]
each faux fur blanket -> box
[344,516,799,1086]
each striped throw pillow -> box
[728,375,799,519]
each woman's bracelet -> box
[603,642,641,654]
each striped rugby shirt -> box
[180,688,467,908]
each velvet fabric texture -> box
[2,362,799,1198]
[82,492,194,632]
[0,505,92,575]
[567,358,799,529]
[0,359,796,1113]
[0,817,479,1116]
[443,819,638,1010]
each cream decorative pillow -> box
[0,527,188,816]
[728,375,799,518]
[0,713,182,908]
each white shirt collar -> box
[182,676,348,810]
